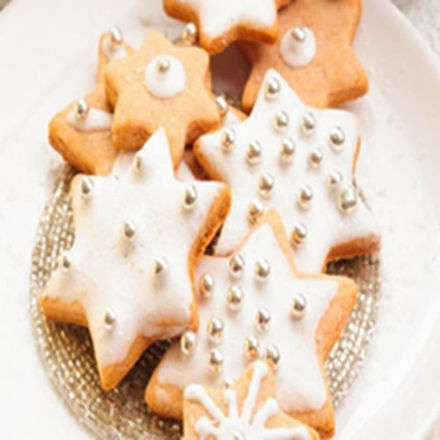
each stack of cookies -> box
[40,1,380,438]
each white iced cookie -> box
[279,26,316,68]
[195,69,379,273]
[184,361,313,439]
[40,129,227,389]
[149,218,356,423]
[145,55,186,99]
[66,99,112,132]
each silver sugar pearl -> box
[229,254,245,279]
[74,98,89,120]
[224,378,236,389]
[258,173,275,199]
[60,251,72,272]
[264,344,281,367]
[156,56,170,74]
[255,308,271,332]
[265,76,281,100]
[153,256,168,276]
[182,184,198,210]
[122,219,136,239]
[207,317,224,344]
[227,285,244,311]
[80,177,93,198]
[309,149,323,167]
[291,293,307,319]
[133,153,145,173]
[329,126,346,150]
[301,112,316,135]
[291,222,308,247]
[244,336,260,360]
[104,310,116,331]
[109,26,123,46]
[215,95,228,118]
[291,26,306,42]
[248,200,264,224]
[297,185,313,209]
[199,273,215,298]
[246,141,262,165]
[208,348,223,373]
[327,170,343,188]
[273,110,289,132]
[254,259,271,282]
[280,138,296,163]
[182,22,198,45]
[233,433,246,440]
[339,185,358,213]
[221,128,236,153]
[180,330,197,356]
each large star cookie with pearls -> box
[40,129,230,390]
[183,361,320,440]
[146,211,357,437]
[48,27,133,175]
[240,0,369,112]
[104,31,220,166]
[194,69,380,274]
[163,0,292,55]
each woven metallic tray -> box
[29,165,381,439]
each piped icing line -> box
[185,361,310,439]
[41,129,227,375]
[194,69,379,273]
[279,26,316,68]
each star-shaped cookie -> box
[48,28,133,175]
[163,0,292,55]
[194,69,380,274]
[40,129,230,390]
[104,31,220,166]
[240,0,369,112]
[146,211,357,437]
[183,361,320,439]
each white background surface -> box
[0,0,439,439]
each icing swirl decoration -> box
[185,361,311,439]
[279,26,317,68]
[145,55,186,99]
[67,99,113,132]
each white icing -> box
[66,107,112,132]
[156,223,339,413]
[137,0,185,42]
[176,161,196,182]
[101,35,128,60]
[42,129,224,370]
[196,69,379,273]
[185,361,310,439]
[182,0,278,38]
[279,27,317,68]
[145,55,186,99]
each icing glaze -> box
[156,223,339,413]
[182,0,278,38]
[101,35,128,61]
[42,129,225,370]
[196,69,378,273]
[145,55,186,99]
[185,361,310,439]
[66,107,112,132]
[279,27,317,68]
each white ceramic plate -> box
[0,0,439,438]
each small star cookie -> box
[183,361,320,439]
[48,28,133,175]
[194,69,380,274]
[163,0,292,55]
[240,0,369,112]
[146,211,357,437]
[104,31,220,165]
[40,129,230,390]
